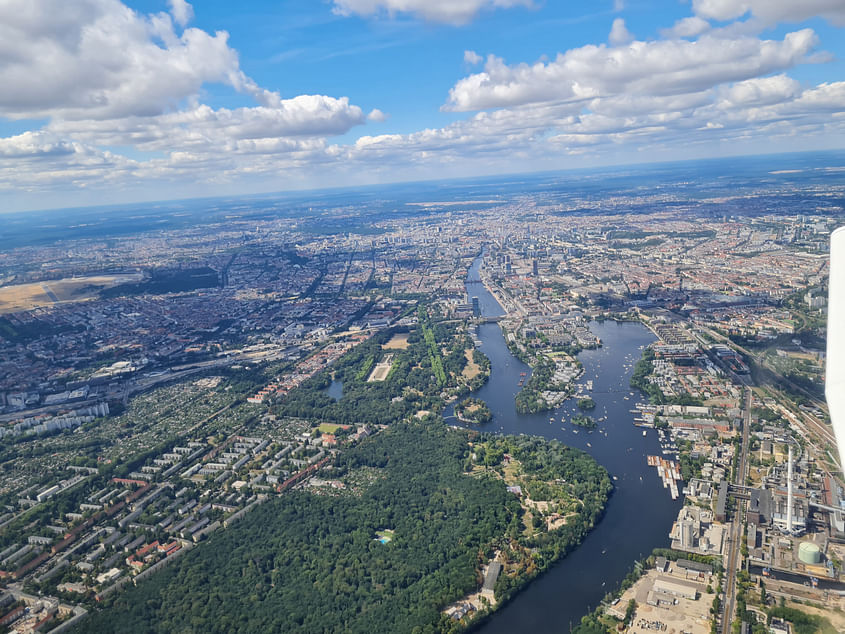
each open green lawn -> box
[318,423,348,434]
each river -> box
[455,254,682,632]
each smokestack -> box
[827,227,845,474]
[787,446,794,534]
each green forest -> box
[101,267,220,298]
[571,414,597,429]
[274,321,479,425]
[78,423,610,633]
[472,434,612,603]
[454,397,492,424]
[514,357,556,414]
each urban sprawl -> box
[0,177,843,634]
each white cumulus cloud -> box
[445,29,819,111]
[0,0,374,197]
[720,74,802,107]
[168,0,193,27]
[661,16,711,39]
[465,50,483,65]
[0,0,247,120]
[331,0,532,25]
[367,109,389,122]
[46,97,367,151]
[692,0,845,26]
[609,18,634,45]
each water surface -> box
[457,255,682,632]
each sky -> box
[1,0,844,213]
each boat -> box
[586,442,592,448]
[642,430,647,437]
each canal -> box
[456,254,683,632]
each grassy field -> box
[0,274,143,314]
[382,333,410,350]
[317,422,350,434]
[462,348,481,379]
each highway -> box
[721,386,752,634]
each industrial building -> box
[481,563,502,600]
[747,488,772,526]
[649,577,700,602]
[714,482,728,522]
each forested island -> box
[455,397,492,424]
[79,423,611,633]
[577,397,596,410]
[571,414,597,429]
[514,357,558,414]
[504,328,585,415]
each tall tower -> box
[787,446,794,534]
[681,520,694,549]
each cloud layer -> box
[1,1,844,208]
[0,0,252,120]
[446,29,818,111]
[692,0,845,26]
[0,0,370,194]
[332,0,532,25]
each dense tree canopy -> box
[79,423,610,633]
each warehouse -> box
[652,576,699,600]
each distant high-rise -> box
[532,259,539,276]
[472,296,480,317]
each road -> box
[722,386,752,634]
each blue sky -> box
[1,0,844,212]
